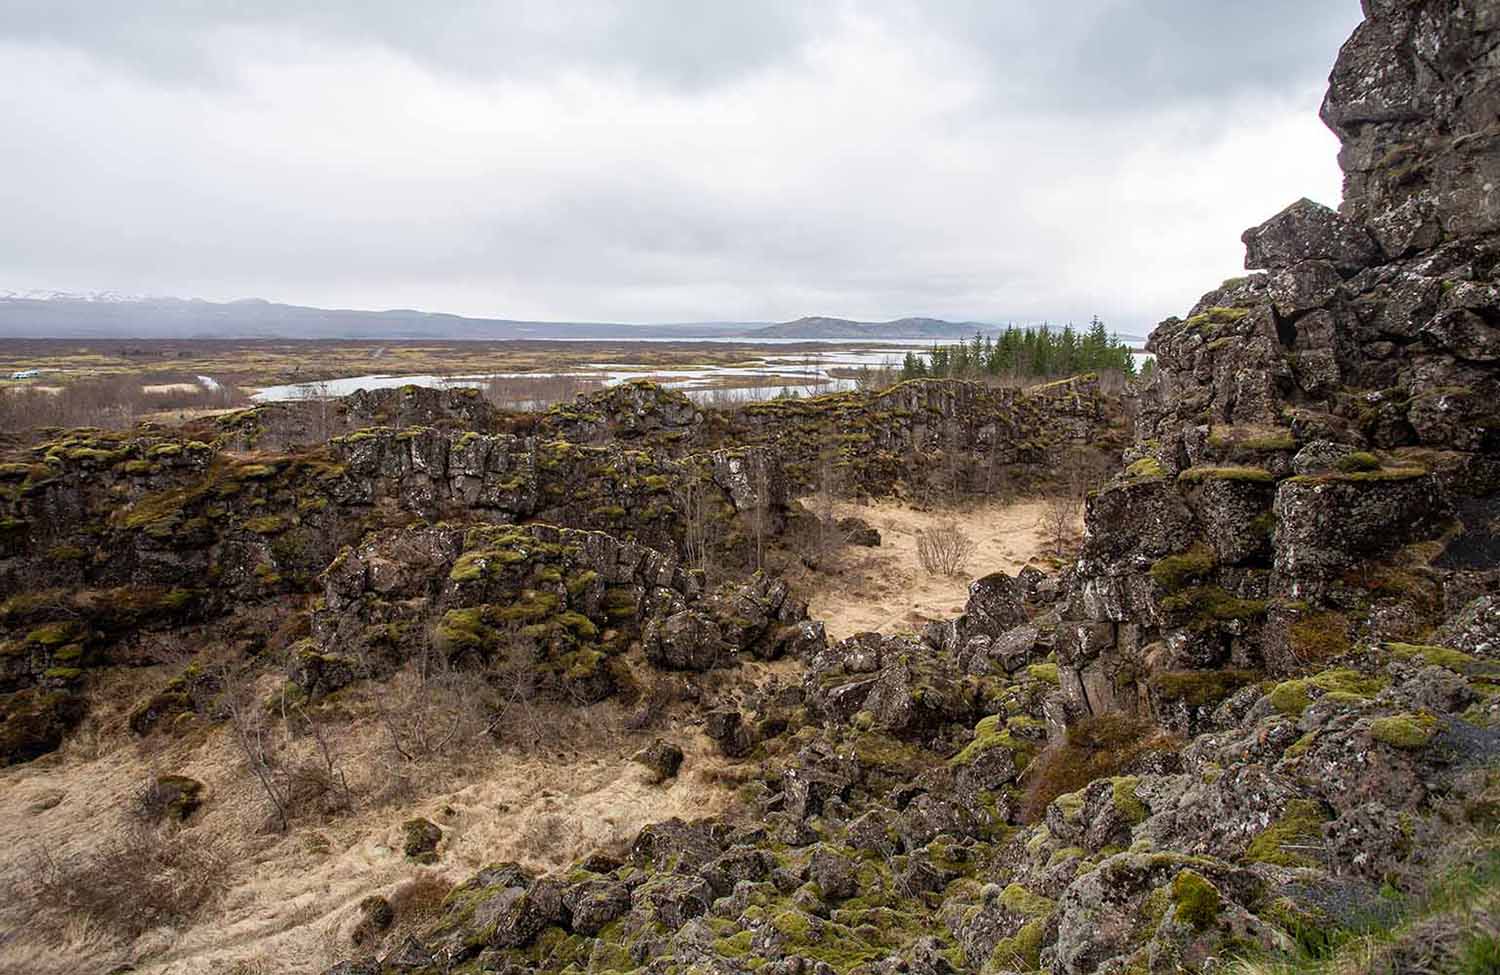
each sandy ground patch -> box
[0,662,769,975]
[140,382,204,395]
[796,498,1076,641]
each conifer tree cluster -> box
[899,316,1138,381]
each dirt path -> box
[798,498,1071,641]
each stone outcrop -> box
[1051,0,1500,727]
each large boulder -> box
[1241,198,1381,272]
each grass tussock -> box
[23,823,230,941]
[1231,808,1500,975]
[1021,713,1170,822]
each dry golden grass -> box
[0,664,742,974]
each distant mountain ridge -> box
[0,293,1008,341]
[743,316,996,340]
[0,293,759,340]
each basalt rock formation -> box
[311,4,1500,975]
[9,6,1500,975]
[0,375,1110,767]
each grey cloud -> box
[903,0,1364,109]
[3,0,1360,104]
[0,0,1368,332]
[0,0,829,88]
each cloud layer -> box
[0,1,1366,333]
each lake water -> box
[248,343,1156,404]
[250,344,922,403]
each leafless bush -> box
[129,777,174,825]
[387,874,453,932]
[483,374,606,411]
[847,363,900,392]
[27,824,229,939]
[0,373,248,436]
[625,674,678,731]
[747,450,772,572]
[1043,491,1086,558]
[916,523,976,577]
[1043,446,1099,557]
[672,467,714,576]
[373,648,500,765]
[193,659,356,831]
[808,445,843,565]
[220,671,295,832]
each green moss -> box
[1177,465,1276,484]
[1170,870,1223,931]
[1369,712,1438,750]
[1284,731,1318,759]
[1053,790,1086,823]
[565,569,598,597]
[1150,544,1217,592]
[770,909,815,943]
[1336,451,1381,473]
[243,514,289,534]
[1384,642,1497,677]
[989,917,1047,970]
[1241,431,1297,451]
[1246,803,1328,874]
[448,546,526,583]
[1287,466,1429,485]
[1159,586,1268,623]
[1268,668,1387,716]
[999,883,1055,918]
[496,590,560,623]
[1112,776,1148,825]
[555,611,599,640]
[559,649,605,681]
[950,714,1037,770]
[43,667,83,681]
[1026,662,1060,685]
[435,608,491,651]
[713,930,754,959]
[1125,457,1166,480]
[26,622,84,647]
[1150,669,1259,708]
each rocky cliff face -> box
[12,7,1500,975]
[0,376,1109,766]
[303,6,1500,975]
[1055,0,1500,733]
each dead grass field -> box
[794,498,1077,641]
[0,657,791,975]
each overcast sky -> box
[0,1,1365,333]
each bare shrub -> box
[625,674,677,731]
[748,450,772,572]
[672,467,713,576]
[483,374,606,412]
[1043,446,1102,557]
[849,362,900,392]
[129,777,174,825]
[916,523,976,577]
[0,373,249,436]
[1020,714,1171,822]
[376,658,498,764]
[28,825,229,939]
[805,443,849,567]
[387,874,453,931]
[1042,491,1086,558]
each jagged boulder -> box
[1242,198,1381,272]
